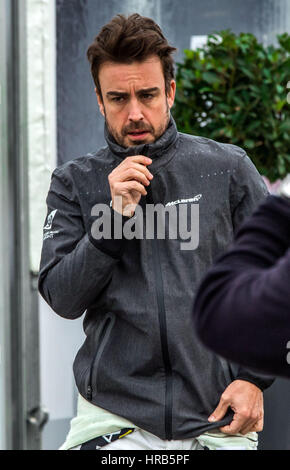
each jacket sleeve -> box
[38,167,128,319]
[230,151,269,232]
[194,195,290,379]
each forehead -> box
[98,56,164,91]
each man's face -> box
[95,55,176,147]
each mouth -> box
[127,131,150,140]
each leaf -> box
[184,49,195,60]
[244,139,256,149]
[280,120,290,132]
[278,155,286,175]
[202,72,221,84]
[199,87,212,93]
[278,33,290,52]
[247,121,261,132]
[240,67,255,80]
[276,84,284,94]
[274,99,287,112]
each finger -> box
[239,422,258,435]
[122,156,152,167]
[208,396,230,423]
[253,417,264,433]
[119,168,151,186]
[126,162,154,180]
[111,159,153,186]
[239,394,264,435]
[240,414,264,435]
[219,412,251,435]
[239,409,263,435]
[256,412,264,431]
[239,394,264,436]
[117,180,148,197]
[238,416,258,435]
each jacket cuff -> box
[88,207,132,259]
[235,367,275,391]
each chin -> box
[126,136,155,147]
[127,140,149,147]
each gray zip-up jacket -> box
[38,115,273,440]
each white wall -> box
[27,0,57,274]
[27,0,85,449]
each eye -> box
[142,94,154,100]
[112,96,125,102]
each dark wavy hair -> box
[87,13,177,99]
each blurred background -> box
[0,0,289,450]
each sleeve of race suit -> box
[38,167,129,319]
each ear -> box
[167,80,176,109]
[95,87,105,117]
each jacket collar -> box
[104,114,179,171]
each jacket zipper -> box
[146,183,173,440]
[86,316,111,401]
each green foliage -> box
[172,30,290,181]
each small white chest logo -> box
[165,194,202,207]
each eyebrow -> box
[106,87,160,98]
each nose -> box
[127,97,144,122]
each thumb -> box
[208,397,229,423]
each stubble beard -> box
[104,101,171,148]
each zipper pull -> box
[86,386,92,400]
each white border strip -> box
[27,0,57,273]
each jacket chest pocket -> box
[86,313,115,400]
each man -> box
[194,177,290,378]
[38,13,273,450]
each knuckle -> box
[220,394,229,404]
[139,174,147,183]
[241,410,251,420]
[113,183,120,193]
[135,170,143,178]
[130,162,138,171]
